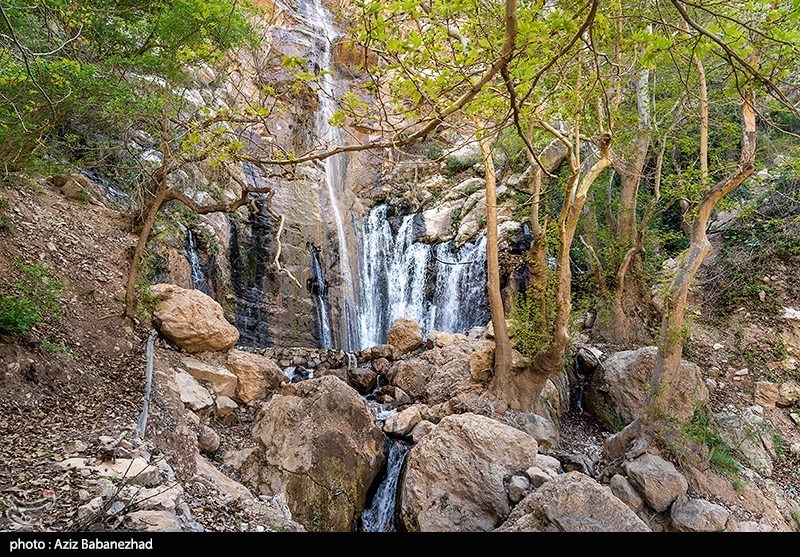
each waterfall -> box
[359,440,410,532]
[303,0,360,351]
[359,205,490,347]
[186,230,210,295]
[309,246,333,349]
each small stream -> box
[359,439,410,532]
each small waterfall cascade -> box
[359,439,410,532]
[359,205,490,348]
[186,230,210,295]
[302,0,360,351]
[309,246,334,349]
[229,163,273,347]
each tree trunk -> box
[124,179,168,317]
[479,130,512,384]
[647,91,756,422]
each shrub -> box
[0,261,64,334]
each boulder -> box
[386,359,434,400]
[715,407,774,477]
[214,395,238,417]
[60,457,160,487]
[383,406,422,437]
[624,454,688,513]
[386,318,424,355]
[399,413,539,531]
[496,472,650,532]
[175,372,213,411]
[51,173,107,205]
[468,341,495,382]
[226,349,287,404]
[609,474,644,513]
[524,466,556,488]
[150,284,239,352]
[251,376,385,531]
[198,425,220,454]
[410,420,435,443]
[182,357,238,398]
[501,412,559,451]
[585,346,708,428]
[754,381,780,408]
[347,367,378,394]
[362,344,400,362]
[507,475,531,503]
[123,510,182,532]
[670,495,730,532]
[778,380,800,407]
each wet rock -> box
[670,495,730,532]
[347,367,377,394]
[496,472,650,532]
[624,454,688,512]
[507,475,531,503]
[386,318,424,355]
[251,376,385,532]
[383,406,422,437]
[585,346,708,428]
[399,413,539,531]
[198,425,220,454]
[468,341,494,382]
[175,372,213,411]
[181,357,238,398]
[226,349,287,404]
[150,284,239,352]
[609,474,644,513]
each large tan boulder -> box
[585,346,708,428]
[150,284,239,352]
[226,349,287,404]
[251,376,385,531]
[386,318,423,354]
[399,413,539,532]
[496,472,650,532]
[624,454,688,513]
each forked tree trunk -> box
[647,91,756,422]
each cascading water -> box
[359,205,490,347]
[359,439,410,532]
[186,230,210,295]
[309,246,333,349]
[302,0,360,351]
